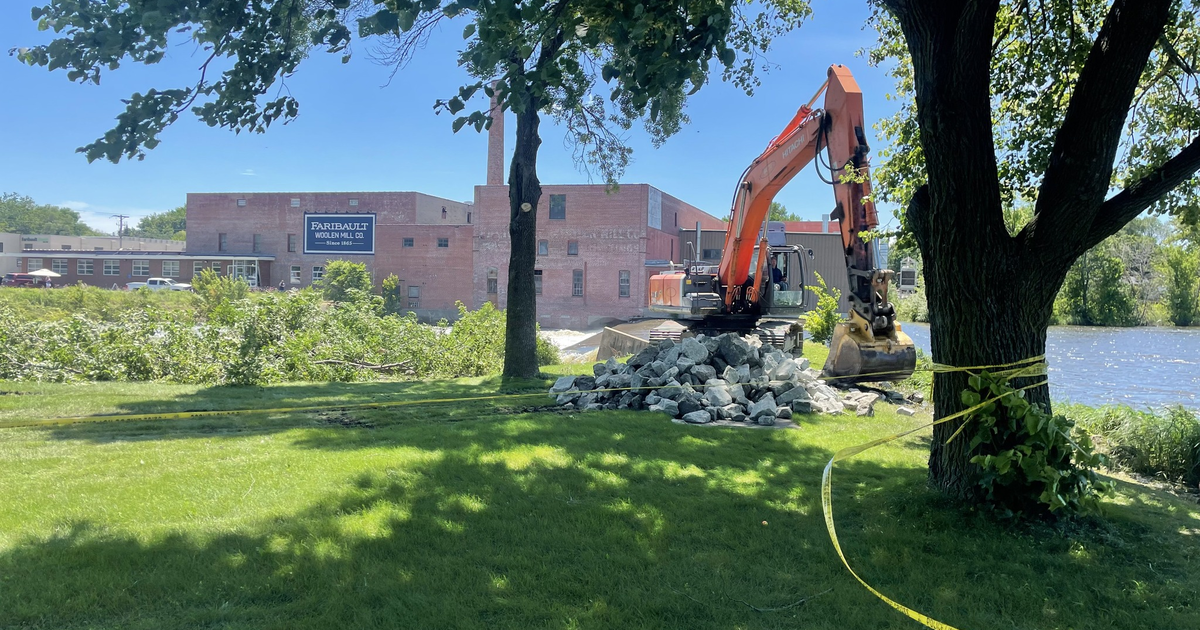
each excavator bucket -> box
[822,313,917,384]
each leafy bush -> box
[1161,246,1199,326]
[319,260,373,302]
[1069,404,1200,486]
[963,370,1112,518]
[805,272,842,345]
[381,273,405,315]
[191,269,249,314]
[893,285,928,322]
[0,282,195,321]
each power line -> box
[112,214,129,249]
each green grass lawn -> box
[0,353,1197,629]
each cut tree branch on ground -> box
[310,359,412,374]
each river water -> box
[901,323,1199,410]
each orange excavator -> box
[647,64,915,383]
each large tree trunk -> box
[502,102,543,380]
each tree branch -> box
[1031,0,1173,252]
[1083,135,1200,249]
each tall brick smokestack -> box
[486,83,504,186]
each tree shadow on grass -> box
[4,413,1200,629]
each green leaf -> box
[451,116,468,133]
[718,48,735,66]
[968,374,982,390]
[447,97,465,114]
[462,23,475,39]
[961,390,981,407]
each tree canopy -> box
[0,193,103,236]
[129,206,186,240]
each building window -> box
[51,259,68,274]
[486,268,498,294]
[77,259,93,275]
[0,242,4,252]
[437,237,449,248]
[549,194,566,220]
[442,207,448,219]
[403,237,414,248]
[193,261,207,277]
[133,260,150,277]
[94,246,103,251]
[349,198,359,206]
[61,245,72,250]
[534,270,542,296]
[162,261,180,277]
[290,265,301,283]
[23,243,32,251]
[312,266,324,282]
[408,285,420,308]
[701,248,722,260]
[218,233,228,252]
[290,198,300,207]
[572,269,584,297]
[467,212,472,224]
[237,198,247,207]
[287,234,296,252]
[252,234,262,253]
[619,270,631,298]
[103,260,120,276]
[674,212,678,227]
[538,240,548,256]
[212,261,222,273]
[27,258,42,271]
[567,240,579,256]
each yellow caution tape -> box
[821,356,1047,630]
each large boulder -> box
[717,334,754,368]
[726,383,750,406]
[682,410,712,424]
[691,364,717,383]
[574,376,596,391]
[777,385,811,406]
[557,388,582,406]
[704,385,733,407]
[661,345,682,366]
[675,357,696,375]
[649,360,668,377]
[629,345,659,368]
[680,337,710,363]
[756,413,777,426]
[768,359,800,382]
[593,363,608,378]
[776,406,793,420]
[649,399,679,416]
[550,376,577,394]
[748,392,778,420]
[678,396,703,416]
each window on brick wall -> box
[237,198,247,207]
[534,270,542,295]
[253,234,262,252]
[162,261,179,277]
[437,237,449,248]
[290,198,300,207]
[0,242,4,253]
[549,194,566,220]
[572,269,584,297]
[349,198,359,207]
[619,270,630,298]
[133,260,150,276]
[290,265,301,283]
[28,258,42,271]
[702,248,722,260]
[78,259,93,275]
[51,259,68,274]
[287,234,296,252]
[312,266,324,282]
[538,240,548,256]
[567,240,579,256]
[408,285,420,309]
[467,212,472,224]
[212,261,222,273]
[218,233,228,251]
[193,261,207,277]
[403,238,414,248]
[486,268,498,294]
[23,243,32,251]
[103,260,119,276]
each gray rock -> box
[721,403,744,418]
[661,346,682,366]
[704,385,733,407]
[630,373,646,393]
[617,363,634,375]
[618,392,635,406]
[605,356,621,373]
[750,366,765,379]
[681,337,710,363]
[731,412,747,423]
[718,334,754,368]
[886,390,907,403]
[795,357,810,371]
[769,359,800,382]
[776,407,793,420]
[556,388,581,405]
[550,376,577,394]
[659,366,679,382]
[682,410,712,424]
[595,373,612,389]
[909,392,925,404]
[756,414,776,426]
[727,383,750,406]
[748,393,778,420]
[898,406,916,416]
[630,345,659,368]
[585,403,605,411]
[644,393,662,406]
[791,400,812,415]
[770,380,796,398]
[650,360,668,377]
[593,363,608,378]
[711,356,728,373]
[575,376,596,391]
[691,364,717,384]
[560,402,575,410]
[708,407,721,422]
[656,339,676,351]
[702,336,721,353]
[675,357,696,374]
[609,373,632,390]
[856,403,874,417]
[577,393,596,408]
[649,399,680,416]
[721,365,742,384]
[776,385,810,406]
[678,397,703,416]
[761,352,780,373]
[659,379,684,399]
[736,364,752,383]
[678,373,695,386]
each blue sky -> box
[0,1,902,234]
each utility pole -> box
[112,214,129,249]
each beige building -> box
[0,233,185,274]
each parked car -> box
[125,277,193,291]
[2,273,37,288]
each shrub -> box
[1161,246,1199,326]
[192,269,249,313]
[893,285,928,323]
[805,272,842,345]
[1069,404,1200,486]
[964,371,1112,518]
[319,260,373,302]
[381,273,405,315]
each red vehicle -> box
[2,273,37,288]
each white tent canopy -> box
[27,269,61,278]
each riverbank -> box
[1,375,1197,629]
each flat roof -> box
[8,251,274,260]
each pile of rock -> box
[548,333,911,426]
